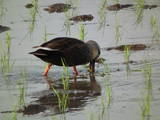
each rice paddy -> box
[0,0,160,120]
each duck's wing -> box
[40,37,85,50]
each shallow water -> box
[0,0,160,120]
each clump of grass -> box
[141,63,152,120]
[0,32,14,75]
[50,59,69,113]
[98,0,108,30]
[134,0,145,24]
[115,15,121,43]
[150,15,160,41]
[29,0,38,33]
[79,23,86,40]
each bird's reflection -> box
[20,73,101,115]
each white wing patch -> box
[36,47,59,51]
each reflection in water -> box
[19,73,101,115]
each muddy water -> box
[0,0,160,120]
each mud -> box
[69,14,94,22]
[0,25,10,33]
[107,3,158,11]
[25,3,34,9]
[106,44,147,51]
[44,3,72,13]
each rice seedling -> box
[98,0,108,30]
[134,0,145,24]
[150,15,160,41]
[11,105,18,120]
[0,32,14,76]
[79,23,86,41]
[115,15,121,44]
[29,0,38,34]
[124,45,131,64]
[141,63,152,120]
[17,69,27,108]
[64,10,72,36]
[51,116,58,120]
[0,0,6,22]
[50,59,69,114]
[124,45,131,75]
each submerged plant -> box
[150,15,160,41]
[134,0,145,24]
[98,0,108,30]
[0,32,14,75]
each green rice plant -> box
[64,10,72,36]
[66,0,79,8]
[150,15,160,41]
[124,45,131,63]
[79,23,87,41]
[0,0,6,22]
[29,0,38,33]
[134,0,145,24]
[141,63,152,120]
[124,45,131,75]
[50,59,69,113]
[11,105,18,120]
[51,116,58,120]
[115,15,121,44]
[0,32,14,75]
[17,69,27,108]
[98,0,108,30]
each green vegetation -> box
[0,32,14,76]
[98,0,107,30]
[0,0,5,22]
[79,23,86,40]
[64,10,72,36]
[50,59,69,113]
[150,15,160,41]
[134,0,145,24]
[17,69,27,107]
[115,15,121,43]
[29,0,38,33]
[124,45,131,63]
[141,63,152,120]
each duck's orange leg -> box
[43,63,53,76]
[72,66,79,76]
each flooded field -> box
[0,0,160,120]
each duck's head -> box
[86,40,101,61]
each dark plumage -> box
[29,37,100,76]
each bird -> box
[29,37,100,76]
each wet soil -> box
[107,3,158,11]
[25,3,34,9]
[0,25,10,33]
[44,3,72,13]
[106,44,147,51]
[69,14,94,22]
